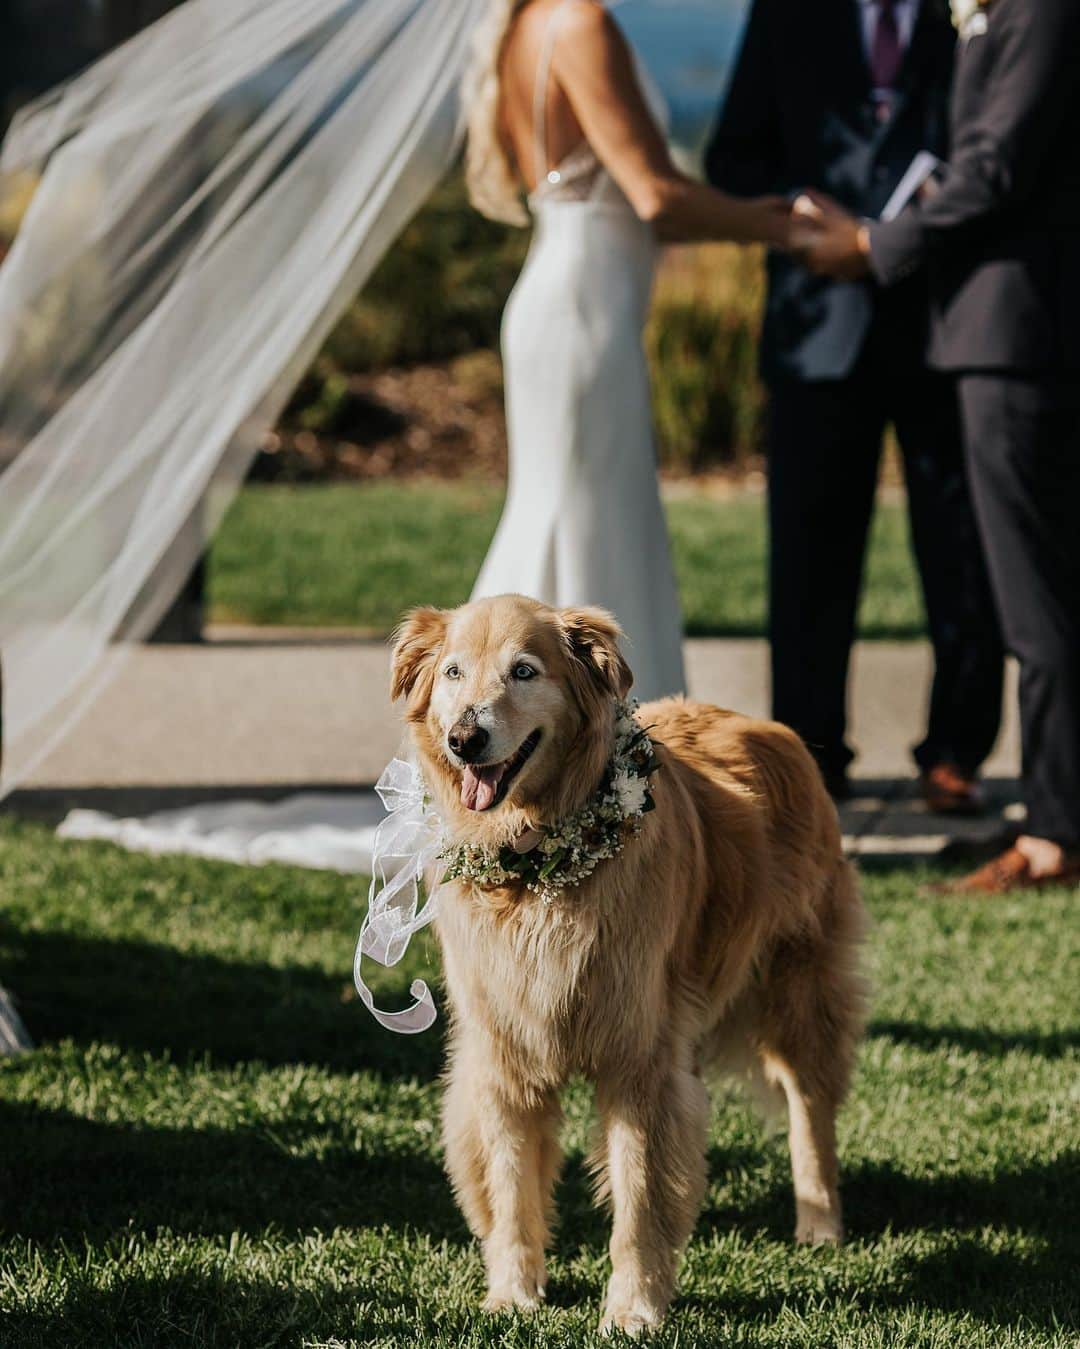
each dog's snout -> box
[448,723,490,763]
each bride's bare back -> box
[498,0,668,193]
[498,0,671,195]
[494,0,788,246]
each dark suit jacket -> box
[869,0,1080,372]
[705,0,956,384]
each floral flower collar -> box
[441,700,661,903]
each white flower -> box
[614,705,637,740]
[612,770,648,816]
[950,0,986,36]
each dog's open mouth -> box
[460,730,542,812]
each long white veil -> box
[0,0,485,795]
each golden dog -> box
[391,594,866,1335]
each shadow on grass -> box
[0,1099,465,1245]
[0,919,445,1083]
[0,1264,435,1349]
[847,1155,1080,1245]
[694,1145,1080,1248]
[869,1018,1080,1060]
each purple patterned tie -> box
[871,0,903,91]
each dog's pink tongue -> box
[461,762,506,812]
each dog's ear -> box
[559,606,634,701]
[390,607,449,705]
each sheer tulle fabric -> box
[0,0,484,795]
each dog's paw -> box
[600,1285,666,1339]
[599,1307,663,1339]
[482,1282,544,1314]
[795,1202,844,1247]
[482,1256,546,1315]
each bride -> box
[466,0,789,700]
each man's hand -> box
[789,191,872,280]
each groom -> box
[705,0,1003,805]
[796,0,1080,891]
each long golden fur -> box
[391,594,866,1335]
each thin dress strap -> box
[532,0,577,184]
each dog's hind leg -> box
[762,1049,844,1245]
[758,864,866,1246]
[594,1049,709,1336]
[443,1040,561,1311]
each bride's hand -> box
[738,195,796,249]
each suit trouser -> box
[767,351,1003,777]
[959,373,1080,849]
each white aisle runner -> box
[58,792,386,873]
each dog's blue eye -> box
[513,664,537,680]
[444,664,462,680]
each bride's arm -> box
[552,1,790,246]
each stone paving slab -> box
[837,777,1021,860]
[7,637,1023,859]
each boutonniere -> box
[950,0,990,39]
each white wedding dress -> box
[57,2,686,873]
[472,3,686,703]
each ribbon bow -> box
[353,757,446,1033]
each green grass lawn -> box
[209,483,924,638]
[1,819,1076,1347]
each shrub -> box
[647,243,767,472]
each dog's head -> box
[391,595,633,840]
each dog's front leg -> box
[443,1042,560,1312]
[596,1062,708,1336]
[476,1082,561,1313]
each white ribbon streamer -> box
[353,757,446,1033]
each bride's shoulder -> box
[555,0,617,34]
[552,0,629,54]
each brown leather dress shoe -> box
[939,846,1080,896]
[921,763,985,816]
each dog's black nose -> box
[448,724,490,763]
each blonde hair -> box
[464,0,532,227]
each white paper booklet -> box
[881,151,945,221]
